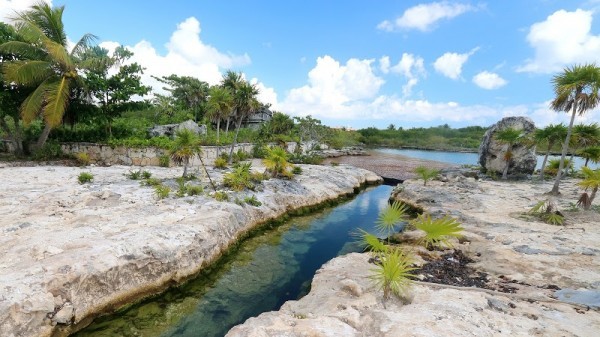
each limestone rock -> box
[147,120,206,138]
[478,116,536,177]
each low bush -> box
[214,191,229,201]
[154,184,170,199]
[32,141,63,161]
[78,172,94,184]
[158,155,170,167]
[292,166,302,175]
[244,195,262,207]
[223,162,254,191]
[214,157,228,169]
[75,152,91,166]
[142,170,152,179]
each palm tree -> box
[206,86,232,157]
[170,129,217,191]
[569,123,600,170]
[494,127,525,180]
[228,81,259,163]
[0,2,96,148]
[221,70,243,135]
[577,167,600,210]
[534,124,567,180]
[578,146,600,167]
[550,64,600,195]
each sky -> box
[2,0,600,129]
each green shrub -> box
[292,166,302,175]
[545,158,573,176]
[78,172,94,184]
[289,153,324,165]
[214,191,229,201]
[186,185,203,196]
[75,152,91,166]
[214,157,228,169]
[158,155,170,167]
[154,184,170,199]
[141,170,152,179]
[414,166,440,186]
[32,141,63,161]
[244,195,262,207]
[223,162,254,191]
[126,169,142,180]
[142,177,162,186]
[252,143,269,158]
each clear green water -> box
[74,185,392,337]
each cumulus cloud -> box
[0,0,52,22]
[377,1,476,32]
[279,55,384,119]
[379,56,391,74]
[433,48,478,79]
[390,53,426,97]
[518,9,600,73]
[101,17,250,95]
[472,71,507,90]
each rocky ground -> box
[228,176,600,337]
[323,150,453,181]
[0,162,380,337]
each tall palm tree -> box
[550,64,600,195]
[228,81,259,163]
[494,127,525,180]
[206,86,232,157]
[578,146,600,167]
[221,70,243,135]
[534,123,567,180]
[0,2,96,148]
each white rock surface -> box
[229,178,600,337]
[0,164,380,337]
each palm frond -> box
[20,81,48,124]
[413,213,464,249]
[70,33,98,57]
[355,228,388,254]
[2,60,53,86]
[578,167,600,190]
[376,200,408,237]
[0,40,45,59]
[369,247,416,300]
[41,37,73,70]
[42,77,71,127]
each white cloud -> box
[434,48,478,79]
[250,78,278,108]
[279,55,384,119]
[518,9,600,73]
[379,56,390,74]
[390,53,426,97]
[101,17,250,95]
[472,71,507,90]
[0,0,52,22]
[378,1,476,32]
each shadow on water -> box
[74,185,392,337]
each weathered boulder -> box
[147,120,206,138]
[478,116,536,177]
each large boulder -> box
[478,116,536,177]
[147,120,206,138]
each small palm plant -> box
[376,200,409,240]
[577,167,600,210]
[170,129,216,191]
[529,199,565,225]
[494,127,525,180]
[223,162,254,191]
[414,166,440,186]
[369,247,416,307]
[412,214,464,249]
[263,146,293,178]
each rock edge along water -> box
[0,164,381,337]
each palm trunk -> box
[225,116,231,135]
[216,119,221,157]
[228,118,243,164]
[565,152,575,176]
[551,103,578,195]
[182,159,189,178]
[585,158,590,167]
[502,161,509,180]
[198,155,217,192]
[539,147,551,181]
[36,124,52,149]
[589,187,598,209]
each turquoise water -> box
[376,148,600,170]
[74,185,392,337]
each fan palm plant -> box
[263,146,293,178]
[376,200,409,240]
[577,167,600,210]
[412,213,464,249]
[0,2,97,148]
[369,247,416,307]
[534,124,567,180]
[494,127,525,180]
[413,166,440,186]
[550,64,600,195]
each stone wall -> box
[60,142,301,166]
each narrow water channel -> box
[74,185,392,337]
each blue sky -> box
[2,0,600,129]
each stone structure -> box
[243,105,273,130]
[478,116,536,177]
[147,120,207,138]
